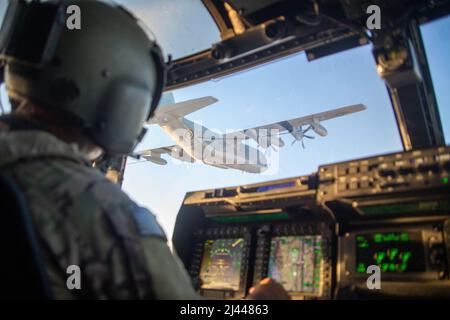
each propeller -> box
[291,125,315,148]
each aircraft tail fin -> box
[147,96,218,124]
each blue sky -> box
[422,17,450,140]
[122,43,398,239]
[123,15,449,241]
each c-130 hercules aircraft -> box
[138,97,366,173]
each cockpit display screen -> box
[355,231,426,273]
[199,238,244,291]
[268,236,323,295]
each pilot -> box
[0,0,289,299]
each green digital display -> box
[355,231,426,273]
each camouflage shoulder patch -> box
[128,203,166,240]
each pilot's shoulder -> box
[79,173,167,240]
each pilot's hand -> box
[246,278,291,300]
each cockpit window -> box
[421,15,450,144]
[0,83,10,114]
[123,45,404,238]
[114,0,221,60]
[0,1,7,26]
[0,0,10,115]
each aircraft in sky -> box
[137,97,366,173]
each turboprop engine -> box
[310,120,328,137]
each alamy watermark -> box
[141,123,282,175]
[64,4,382,31]
[366,265,381,290]
[66,265,81,290]
[366,5,381,30]
[66,5,81,30]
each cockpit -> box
[0,0,449,301]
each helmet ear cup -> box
[93,79,151,154]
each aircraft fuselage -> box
[158,115,268,173]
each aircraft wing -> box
[224,103,366,139]
[138,145,195,165]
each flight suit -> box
[0,115,199,299]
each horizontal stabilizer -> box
[147,96,218,124]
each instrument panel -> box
[336,222,450,299]
[187,221,333,300]
[189,226,251,299]
[340,223,447,279]
[173,146,450,299]
[253,222,333,299]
